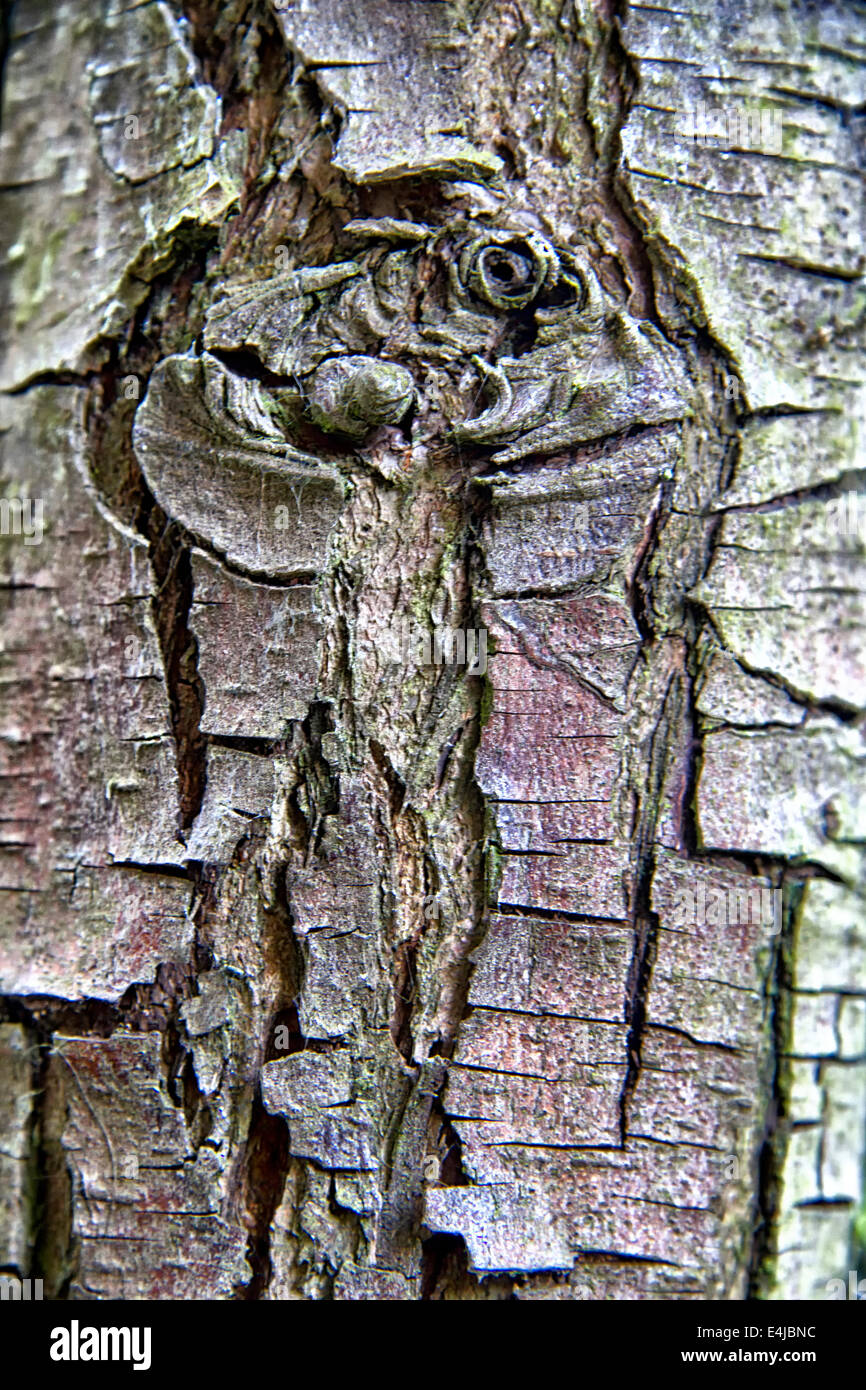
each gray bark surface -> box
[0,0,863,1300]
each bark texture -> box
[0,0,863,1301]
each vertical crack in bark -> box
[309,452,494,1279]
[145,519,208,832]
[746,885,798,1298]
[34,1037,75,1299]
[0,0,12,102]
[585,7,732,1156]
[162,993,215,1152]
[82,242,217,834]
[617,458,673,1143]
[595,9,765,1217]
[0,967,210,1297]
[236,1090,290,1300]
[1,0,857,1304]
[420,1235,474,1299]
[229,712,342,1296]
[181,0,287,158]
[390,938,420,1066]
[0,1003,73,1296]
[591,4,662,324]
[419,1090,475,1297]
[619,906,659,1147]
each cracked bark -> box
[0,0,864,1302]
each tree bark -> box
[0,0,863,1301]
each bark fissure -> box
[2,0,862,1302]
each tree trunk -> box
[1,0,863,1301]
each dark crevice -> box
[190,542,319,589]
[181,0,290,174]
[489,583,602,602]
[676,676,701,860]
[435,723,467,791]
[3,966,214,1158]
[369,737,407,818]
[617,669,684,1145]
[494,904,628,930]
[6,367,101,395]
[711,467,866,520]
[263,846,305,1010]
[577,1,661,325]
[163,1015,214,1148]
[420,1233,470,1299]
[390,937,420,1065]
[0,962,198,1042]
[325,1172,365,1264]
[420,1232,515,1300]
[209,733,290,757]
[618,908,659,1146]
[236,1091,290,1300]
[625,464,672,645]
[0,1003,72,1295]
[679,847,846,886]
[794,1196,855,1209]
[287,702,340,864]
[428,1096,470,1188]
[107,860,194,881]
[746,884,800,1298]
[264,1003,307,1062]
[33,1041,75,1299]
[0,0,11,118]
[0,955,213,1295]
[145,517,208,831]
[83,247,217,836]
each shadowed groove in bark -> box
[390,938,420,1065]
[1,962,201,1039]
[616,438,670,1142]
[146,520,208,832]
[0,965,209,1298]
[80,242,219,833]
[86,379,209,834]
[588,16,736,1141]
[580,0,663,325]
[237,1091,290,1300]
[292,702,341,860]
[422,1240,466,1302]
[678,632,703,861]
[1,0,861,1303]
[617,661,684,1145]
[619,907,660,1147]
[0,0,11,124]
[746,886,799,1299]
[263,1003,306,1062]
[181,0,290,190]
[33,1042,75,1299]
[417,1081,474,1293]
[596,7,775,1200]
[696,602,863,725]
[0,1001,70,1294]
[419,1233,473,1299]
[420,1232,515,1301]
